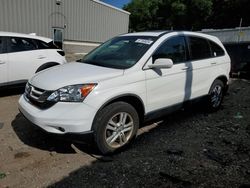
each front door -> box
[145,35,190,112]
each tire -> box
[207,79,225,111]
[93,101,139,154]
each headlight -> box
[47,84,96,102]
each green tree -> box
[156,0,187,30]
[186,0,213,30]
[208,0,250,29]
[124,0,161,31]
[124,0,250,31]
[124,0,213,31]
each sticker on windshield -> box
[135,39,153,45]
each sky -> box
[102,0,131,9]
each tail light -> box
[57,50,65,56]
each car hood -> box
[30,62,124,90]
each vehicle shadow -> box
[11,101,207,156]
[11,113,78,154]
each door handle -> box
[0,61,5,65]
[182,66,190,70]
[211,62,217,65]
[37,56,46,59]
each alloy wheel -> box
[211,85,223,108]
[105,112,134,149]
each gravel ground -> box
[0,78,250,188]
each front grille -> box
[30,86,44,100]
[25,83,55,109]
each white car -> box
[19,31,231,154]
[0,32,67,87]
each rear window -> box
[188,36,211,60]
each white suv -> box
[18,31,230,154]
[0,32,66,87]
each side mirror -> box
[148,58,173,69]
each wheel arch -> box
[35,62,60,73]
[214,75,229,93]
[91,94,145,130]
[215,75,228,85]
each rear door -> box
[6,37,41,82]
[0,37,8,85]
[187,36,213,99]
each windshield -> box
[81,36,156,69]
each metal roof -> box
[0,31,52,42]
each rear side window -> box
[188,36,211,60]
[8,37,37,53]
[153,36,187,64]
[35,40,59,49]
[209,41,225,57]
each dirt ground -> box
[0,78,250,188]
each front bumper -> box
[18,95,97,134]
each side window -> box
[188,36,211,60]
[0,37,3,54]
[8,37,37,53]
[35,40,49,49]
[35,39,58,49]
[153,36,187,64]
[209,40,225,57]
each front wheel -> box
[93,102,139,154]
[207,79,225,111]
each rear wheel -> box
[207,79,225,111]
[93,102,139,154]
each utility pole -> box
[238,18,243,43]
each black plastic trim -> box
[91,93,145,130]
[144,103,183,122]
[144,95,208,122]
[35,62,59,73]
[0,79,28,88]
